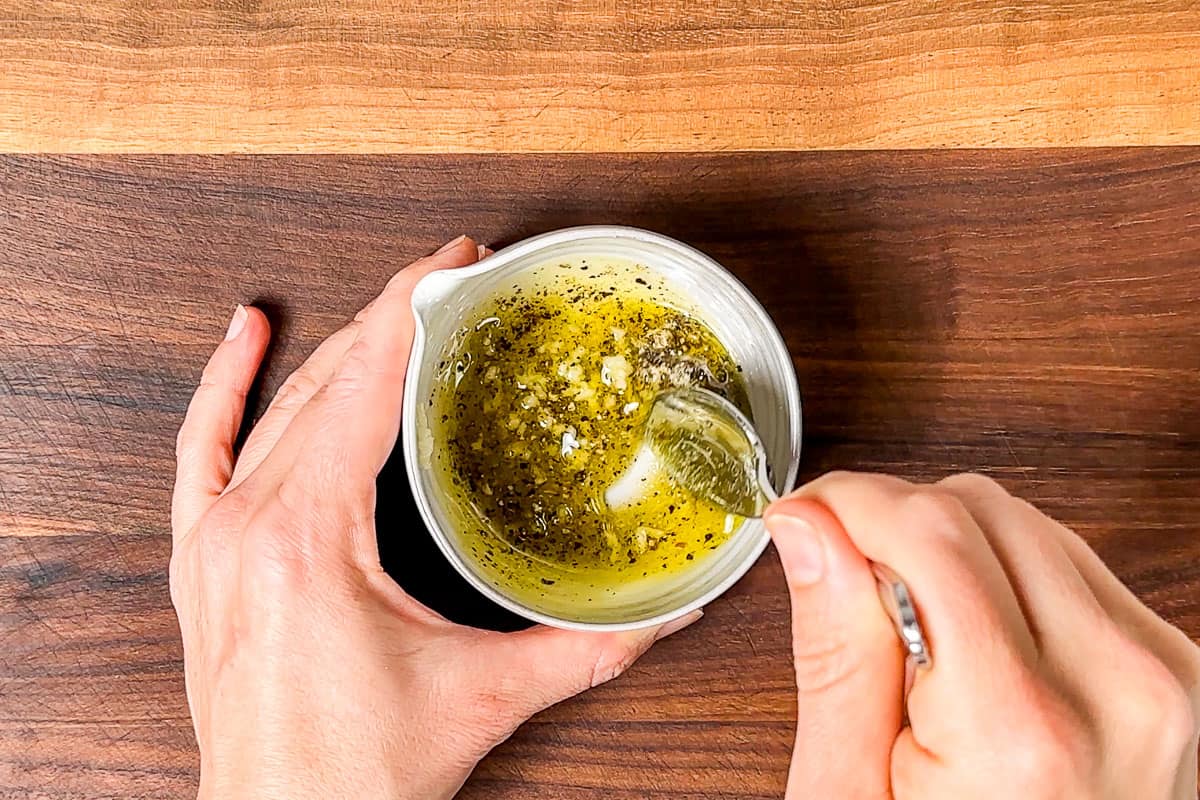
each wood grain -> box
[2,2,1199,152]
[1,150,1198,798]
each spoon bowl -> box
[644,387,777,517]
[643,387,932,668]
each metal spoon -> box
[645,387,931,668]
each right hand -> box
[765,471,1200,799]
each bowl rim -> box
[402,224,802,631]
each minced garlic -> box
[432,258,750,595]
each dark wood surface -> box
[1,151,1198,799]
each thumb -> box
[493,610,703,720]
[766,496,903,800]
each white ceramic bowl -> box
[403,226,802,630]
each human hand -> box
[170,236,700,800]
[765,471,1199,799]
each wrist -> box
[196,738,474,800]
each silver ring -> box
[873,565,931,669]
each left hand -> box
[170,235,700,800]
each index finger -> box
[246,236,482,498]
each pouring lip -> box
[410,227,671,319]
[401,225,802,631]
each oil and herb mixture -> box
[431,257,750,598]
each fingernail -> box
[224,304,247,341]
[654,609,703,641]
[768,514,825,585]
[476,243,488,259]
[434,235,469,255]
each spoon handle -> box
[873,564,932,669]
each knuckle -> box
[1007,736,1076,796]
[1004,686,1090,794]
[269,478,310,522]
[590,643,640,688]
[197,359,224,387]
[272,370,323,411]
[203,486,254,531]
[791,633,863,695]
[239,486,356,594]
[798,470,922,510]
[902,488,972,543]
[238,510,317,596]
[817,469,910,490]
[812,469,888,493]
[200,371,247,402]
[939,471,1005,498]
[175,406,211,460]
[167,547,191,609]
[1158,688,1199,761]
[176,380,244,457]
[389,262,426,289]
[338,337,375,376]
[173,424,189,459]
[783,568,819,598]
[318,360,373,407]
[168,493,254,607]
[1118,637,1195,744]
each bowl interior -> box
[404,228,801,629]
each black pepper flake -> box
[541,578,556,585]
[438,269,745,577]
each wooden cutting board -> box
[2,1,1199,151]
[1,151,1197,799]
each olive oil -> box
[429,257,750,605]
